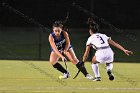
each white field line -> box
[0,87,140,91]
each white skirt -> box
[95,48,114,63]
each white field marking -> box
[0,87,140,91]
[0,78,49,80]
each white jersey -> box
[86,33,114,63]
[86,33,110,49]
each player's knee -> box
[106,62,113,66]
[70,59,76,64]
[72,57,79,62]
[92,57,97,64]
[50,60,57,65]
[73,58,79,64]
[92,60,99,64]
[68,58,78,64]
[92,61,96,64]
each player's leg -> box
[105,49,114,80]
[50,51,69,79]
[106,62,114,80]
[65,48,93,79]
[91,56,101,81]
[65,48,78,64]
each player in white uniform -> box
[82,19,133,81]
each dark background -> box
[0,0,140,29]
[0,0,139,62]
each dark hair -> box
[53,21,63,28]
[89,23,99,33]
[87,17,99,33]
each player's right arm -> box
[108,39,133,56]
[82,37,91,62]
[49,34,66,62]
[82,45,90,62]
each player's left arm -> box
[82,45,91,62]
[108,39,133,56]
[63,31,70,54]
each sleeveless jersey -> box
[51,31,72,51]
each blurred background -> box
[0,0,139,62]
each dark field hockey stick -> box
[73,62,84,79]
[73,69,81,79]
[62,52,69,74]
[64,58,68,72]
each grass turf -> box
[0,60,140,93]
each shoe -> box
[93,77,101,81]
[107,70,114,81]
[59,72,70,79]
[86,74,94,80]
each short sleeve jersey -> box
[86,33,110,49]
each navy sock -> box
[76,62,88,77]
[53,63,67,74]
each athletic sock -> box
[91,63,100,77]
[106,63,113,72]
[53,63,67,74]
[76,62,88,77]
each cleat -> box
[59,72,70,79]
[93,77,101,81]
[107,70,114,81]
[86,74,94,80]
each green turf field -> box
[0,60,140,93]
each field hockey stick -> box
[61,50,69,74]
[73,68,81,79]
[62,12,70,73]
[64,58,68,73]
[73,61,84,79]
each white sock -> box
[106,63,113,71]
[91,63,100,77]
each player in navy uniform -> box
[49,21,93,79]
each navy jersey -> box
[51,31,72,51]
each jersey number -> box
[96,35,105,44]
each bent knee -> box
[69,58,79,64]
[50,60,57,65]
[92,56,97,64]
